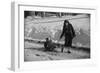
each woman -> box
[60,20,76,53]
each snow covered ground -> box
[24,41,90,62]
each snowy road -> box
[24,42,90,62]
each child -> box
[44,37,56,51]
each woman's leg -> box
[67,38,72,53]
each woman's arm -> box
[60,24,65,39]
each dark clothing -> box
[60,22,75,47]
[44,39,56,51]
[44,40,50,51]
[65,34,72,47]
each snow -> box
[24,42,90,62]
